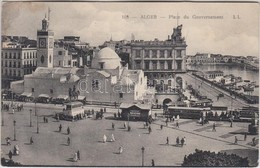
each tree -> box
[182,149,249,167]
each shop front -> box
[120,103,152,121]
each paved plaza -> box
[1,102,258,166]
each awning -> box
[38,94,50,98]
[21,92,32,97]
[120,103,151,110]
[78,95,86,100]
[57,95,69,100]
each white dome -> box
[91,47,121,69]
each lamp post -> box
[11,90,13,107]
[30,109,32,127]
[36,115,39,134]
[13,120,16,141]
[141,146,145,166]
[1,110,4,126]
[34,102,36,116]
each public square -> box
[1,102,258,166]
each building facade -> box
[130,25,187,90]
[1,47,37,88]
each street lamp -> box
[1,110,4,126]
[13,120,16,141]
[36,115,39,134]
[141,146,145,167]
[30,109,32,127]
[11,90,14,107]
[34,102,37,116]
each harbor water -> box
[187,64,259,96]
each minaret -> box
[37,9,54,68]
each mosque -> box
[10,13,151,105]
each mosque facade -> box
[10,14,150,105]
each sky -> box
[1,2,259,56]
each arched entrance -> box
[163,98,172,105]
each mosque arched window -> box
[41,55,44,64]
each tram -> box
[166,106,211,119]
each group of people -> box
[103,134,116,143]
[165,115,180,127]
[234,134,257,146]
[176,136,186,147]
[7,145,20,160]
[1,102,23,112]
[43,116,48,123]
[58,124,70,135]
[72,150,80,162]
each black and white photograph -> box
[1,1,259,167]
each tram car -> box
[167,106,211,119]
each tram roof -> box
[168,106,211,111]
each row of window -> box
[2,60,37,68]
[1,68,30,77]
[1,51,37,59]
[135,60,173,70]
[133,49,183,58]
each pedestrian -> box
[12,108,14,114]
[128,125,131,131]
[183,137,186,145]
[30,137,34,144]
[212,122,216,132]
[148,126,152,134]
[67,127,70,135]
[151,159,155,166]
[112,122,115,130]
[230,120,233,127]
[176,121,179,128]
[67,137,70,146]
[77,150,80,160]
[176,137,180,146]
[13,145,19,155]
[124,122,127,129]
[160,125,163,130]
[244,132,247,141]
[6,137,11,145]
[155,113,157,119]
[103,134,107,143]
[46,118,48,123]
[73,152,78,162]
[181,138,184,147]
[234,136,238,144]
[166,137,169,145]
[111,134,115,142]
[8,150,12,160]
[43,116,46,123]
[252,137,256,146]
[165,119,168,126]
[119,146,123,154]
[143,122,146,128]
[59,124,62,132]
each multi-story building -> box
[130,25,187,90]
[1,47,37,88]
[53,47,73,67]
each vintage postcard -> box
[1,1,259,167]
